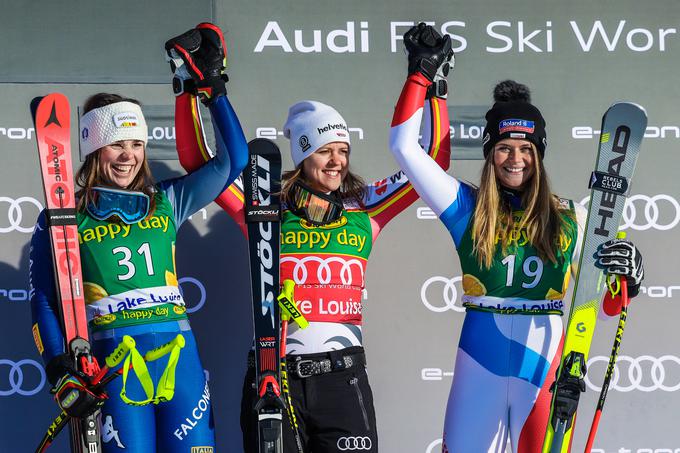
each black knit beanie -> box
[482,80,547,159]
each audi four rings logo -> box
[177,277,207,313]
[281,256,366,286]
[337,436,373,451]
[0,359,46,396]
[0,196,43,234]
[578,194,680,231]
[420,276,466,313]
[585,355,680,392]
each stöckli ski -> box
[244,138,285,453]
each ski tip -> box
[30,96,45,124]
[607,101,648,117]
[247,138,281,155]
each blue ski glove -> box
[403,23,454,98]
[595,238,644,298]
[165,22,229,104]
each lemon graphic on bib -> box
[546,272,571,300]
[84,282,108,304]
[462,274,487,296]
[165,242,178,287]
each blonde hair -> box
[470,144,574,268]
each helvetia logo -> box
[317,123,348,135]
[299,135,311,152]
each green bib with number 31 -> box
[77,192,179,305]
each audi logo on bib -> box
[420,276,466,313]
[579,193,680,231]
[281,255,366,286]
[0,359,46,396]
[585,355,680,392]
[337,436,373,451]
[0,196,43,234]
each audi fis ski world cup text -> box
[254,20,680,54]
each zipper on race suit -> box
[349,376,370,431]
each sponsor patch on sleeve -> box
[32,323,44,354]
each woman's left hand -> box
[595,238,645,298]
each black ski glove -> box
[45,352,76,386]
[403,23,454,98]
[46,353,107,418]
[52,371,108,419]
[595,238,644,298]
[165,22,229,104]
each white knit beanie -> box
[79,101,148,158]
[283,100,351,166]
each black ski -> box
[244,138,284,453]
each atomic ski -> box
[542,102,647,453]
[244,138,285,453]
[32,94,103,452]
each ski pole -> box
[583,274,630,453]
[35,334,185,453]
[278,279,306,453]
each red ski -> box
[33,93,102,452]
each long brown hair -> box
[470,144,575,268]
[75,93,157,215]
[280,166,366,207]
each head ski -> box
[542,102,647,453]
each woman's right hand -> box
[47,353,108,418]
[52,371,108,418]
[165,23,229,104]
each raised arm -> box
[165,24,248,230]
[389,24,477,245]
[163,93,248,226]
[364,73,450,240]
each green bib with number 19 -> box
[77,192,179,305]
[456,204,578,303]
